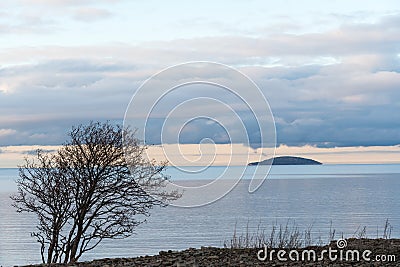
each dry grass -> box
[223,219,393,249]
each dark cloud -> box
[24,148,57,155]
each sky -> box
[0,0,400,166]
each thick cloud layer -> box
[0,11,399,148]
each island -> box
[248,156,322,166]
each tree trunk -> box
[69,223,83,263]
[47,218,58,263]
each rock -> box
[17,239,400,267]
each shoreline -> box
[20,238,399,267]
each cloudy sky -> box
[1,0,400,166]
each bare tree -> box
[11,121,180,264]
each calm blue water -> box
[0,164,399,266]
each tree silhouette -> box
[11,121,180,263]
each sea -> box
[0,164,399,266]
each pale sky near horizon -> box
[1,144,399,168]
[0,0,399,166]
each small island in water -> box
[248,156,322,166]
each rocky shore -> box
[22,239,399,267]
